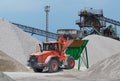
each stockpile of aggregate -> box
[79,52,120,81]
[81,35,120,80]
[74,35,120,81]
[75,35,120,69]
[0,50,29,72]
[0,19,41,71]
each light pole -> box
[44,5,50,42]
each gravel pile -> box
[0,50,29,72]
[75,35,120,70]
[89,52,120,80]
[0,19,41,71]
[79,52,120,81]
[84,35,120,66]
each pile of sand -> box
[84,35,120,66]
[75,35,120,70]
[79,52,120,81]
[0,50,29,72]
[89,52,120,80]
[0,19,41,71]
[73,35,120,81]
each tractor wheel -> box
[65,57,75,69]
[48,59,59,73]
[33,68,43,72]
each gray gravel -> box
[0,19,41,67]
[0,50,29,72]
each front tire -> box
[48,59,59,73]
[65,57,75,69]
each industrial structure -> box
[12,23,82,40]
[12,8,120,40]
[76,8,120,39]
[10,8,120,72]
[57,29,83,39]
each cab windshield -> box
[43,43,58,51]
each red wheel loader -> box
[28,37,75,72]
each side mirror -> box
[39,44,43,52]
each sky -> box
[0,0,120,41]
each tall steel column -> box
[44,5,50,42]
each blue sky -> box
[0,0,120,41]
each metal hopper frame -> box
[65,40,89,70]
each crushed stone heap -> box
[75,35,120,69]
[0,50,29,72]
[80,52,120,81]
[84,35,120,66]
[0,19,41,71]
[89,52,120,80]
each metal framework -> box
[99,16,120,26]
[76,8,120,37]
[76,8,105,29]
[12,22,58,39]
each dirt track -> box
[0,69,84,81]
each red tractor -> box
[28,37,75,72]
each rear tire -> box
[65,57,75,69]
[33,68,43,72]
[48,59,59,73]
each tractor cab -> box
[43,42,61,52]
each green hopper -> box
[65,40,89,70]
